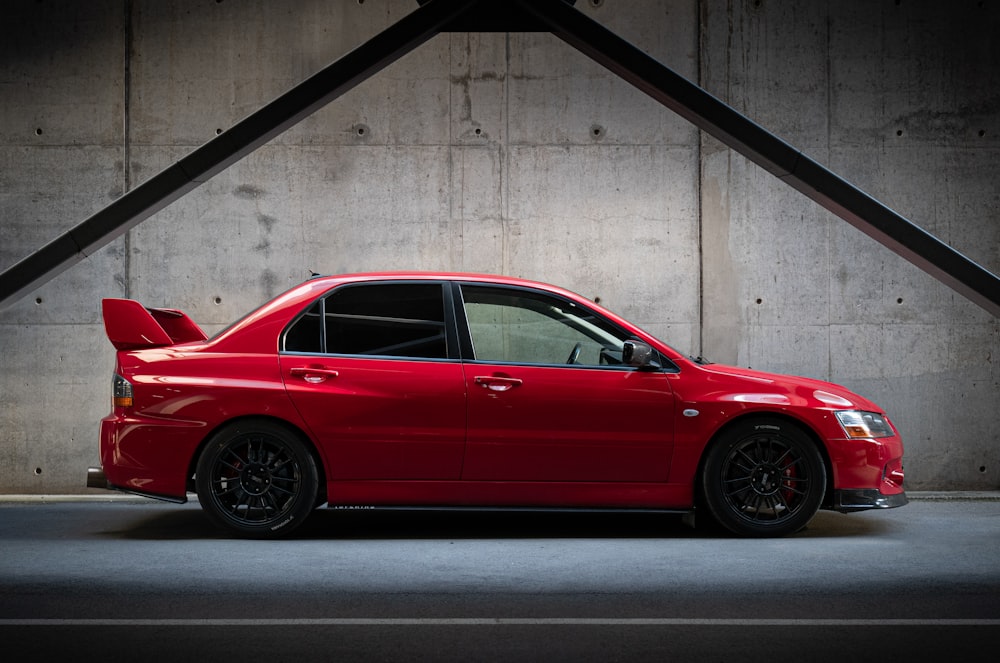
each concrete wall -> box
[0,0,996,494]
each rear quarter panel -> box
[104,348,315,498]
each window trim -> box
[454,282,677,372]
[279,280,460,362]
[279,278,679,372]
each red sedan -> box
[89,272,906,538]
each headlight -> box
[835,411,894,439]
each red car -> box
[88,272,906,538]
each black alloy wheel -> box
[701,418,826,537]
[195,420,318,538]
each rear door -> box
[458,284,675,482]
[280,281,467,480]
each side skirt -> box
[325,480,694,511]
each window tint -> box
[283,303,323,352]
[461,286,630,367]
[284,283,447,359]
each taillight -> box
[112,374,133,408]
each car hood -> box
[692,362,882,412]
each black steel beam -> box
[418,0,571,31]
[519,0,1000,318]
[0,0,474,310]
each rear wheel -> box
[701,418,826,537]
[195,420,318,539]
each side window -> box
[283,302,323,353]
[283,283,448,359]
[461,286,630,367]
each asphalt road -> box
[1,497,998,661]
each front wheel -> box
[701,418,826,537]
[195,420,318,539]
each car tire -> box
[701,417,826,537]
[195,419,319,539]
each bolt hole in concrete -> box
[216,128,223,135]
[897,129,904,136]
[979,129,986,137]
[755,298,763,305]
[34,468,42,475]
[980,466,988,473]
[897,297,904,304]
[591,125,604,138]
[589,0,604,8]
[34,297,42,305]
[35,128,42,136]
[214,296,222,305]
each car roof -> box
[206,272,608,353]
[314,271,565,288]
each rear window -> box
[283,283,447,359]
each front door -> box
[458,284,675,482]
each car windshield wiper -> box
[690,355,713,365]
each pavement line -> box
[1,618,997,627]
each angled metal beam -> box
[419,0,568,31]
[0,0,474,311]
[520,0,1000,318]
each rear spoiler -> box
[102,298,207,350]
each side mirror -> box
[622,340,658,369]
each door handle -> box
[474,376,522,392]
[290,367,339,384]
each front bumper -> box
[831,488,909,513]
